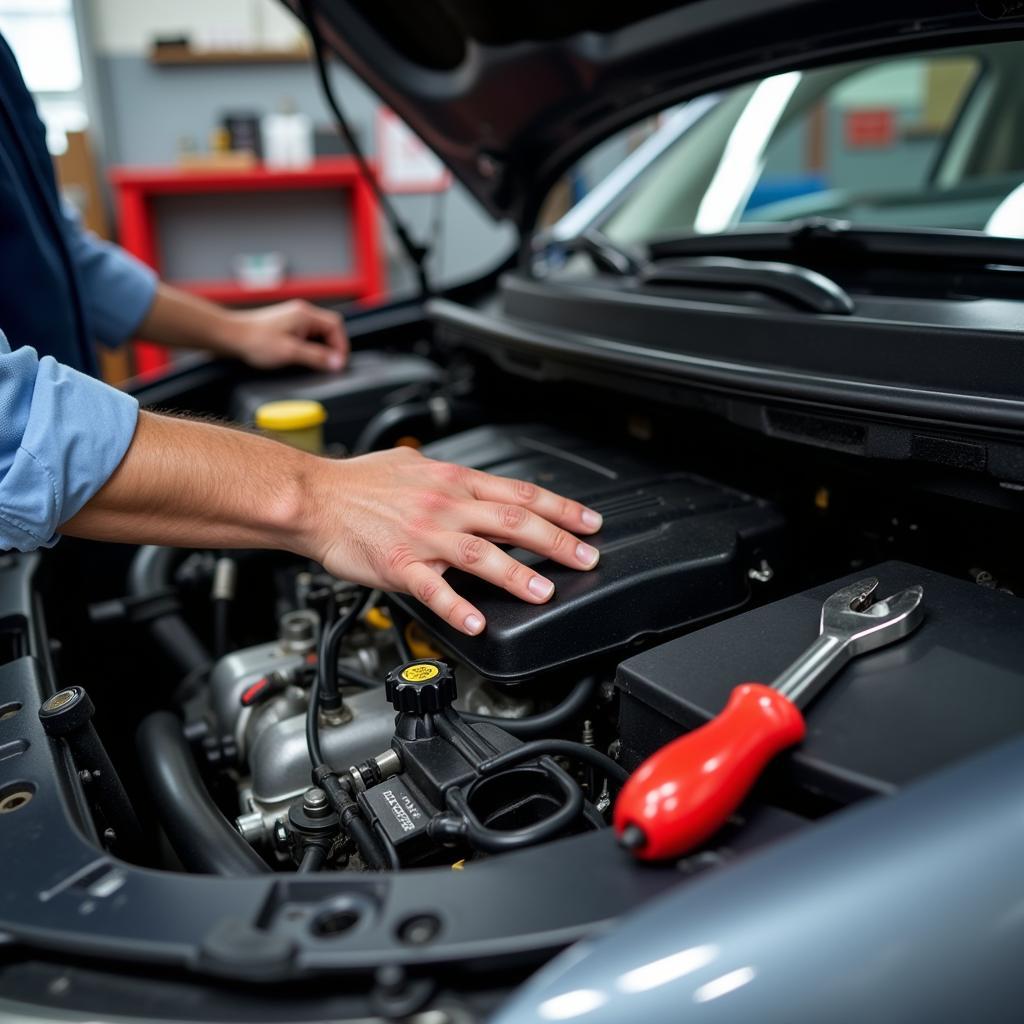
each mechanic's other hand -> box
[225,300,349,372]
[307,447,603,636]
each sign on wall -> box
[376,108,451,193]
[844,109,896,149]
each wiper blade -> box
[647,218,1024,268]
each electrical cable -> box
[477,738,629,789]
[304,587,370,768]
[347,809,390,870]
[303,588,393,871]
[336,664,383,689]
[305,673,326,770]
[298,0,432,296]
[460,675,597,739]
[318,588,373,712]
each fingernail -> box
[581,508,603,530]
[327,353,344,371]
[528,575,555,600]
[576,542,599,568]
[464,613,485,634]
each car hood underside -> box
[288,0,1023,224]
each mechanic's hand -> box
[309,446,603,635]
[225,300,349,372]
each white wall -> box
[87,0,303,56]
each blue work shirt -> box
[0,331,138,550]
[0,31,153,550]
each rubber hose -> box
[461,676,597,739]
[136,712,269,875]
[297,844,327,873]
[128,546,211,677]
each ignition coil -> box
[353,659,589,867]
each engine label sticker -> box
[382,788,423,833]
[401,663,439,683]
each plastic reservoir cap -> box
[255,399,327,431]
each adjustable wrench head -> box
[819,577,924,656]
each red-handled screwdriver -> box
[614,578,924,861]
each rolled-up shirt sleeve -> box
[60,199,157,348]
[0,331,139,551]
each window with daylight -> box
[0,0,87,153]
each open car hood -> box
[288,0,1017,225]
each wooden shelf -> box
[150,45,309,66]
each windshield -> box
[573,40,1024,247]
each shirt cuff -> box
[0,354,138,550]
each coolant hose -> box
[136,712,269,875]
[352,400,438,455]
[461,675,597,739]
[128,546,211,678]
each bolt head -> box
[303,787,330,816]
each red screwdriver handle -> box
[614,683,807,861]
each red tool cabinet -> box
[110,158,384,375]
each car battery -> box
[617,561,1024,806]
[231,350,442,449]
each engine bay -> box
[2,338,1023,1018]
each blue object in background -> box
[744,173,829,211]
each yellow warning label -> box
[401,663,440,683]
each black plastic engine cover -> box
[390,425,784,682]
[617,561,1024,806]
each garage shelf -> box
[110,158,384,375]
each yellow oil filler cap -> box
[254,399,327,454]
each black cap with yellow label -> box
[385,659,457,716]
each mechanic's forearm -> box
[61,411,321,556]
[62,409,602,636]
[136,283,242,355]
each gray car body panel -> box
[494,736,1024,1023]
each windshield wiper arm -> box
[647,218,1024,268]
[541,228,647,277]
[641,255,854,315]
